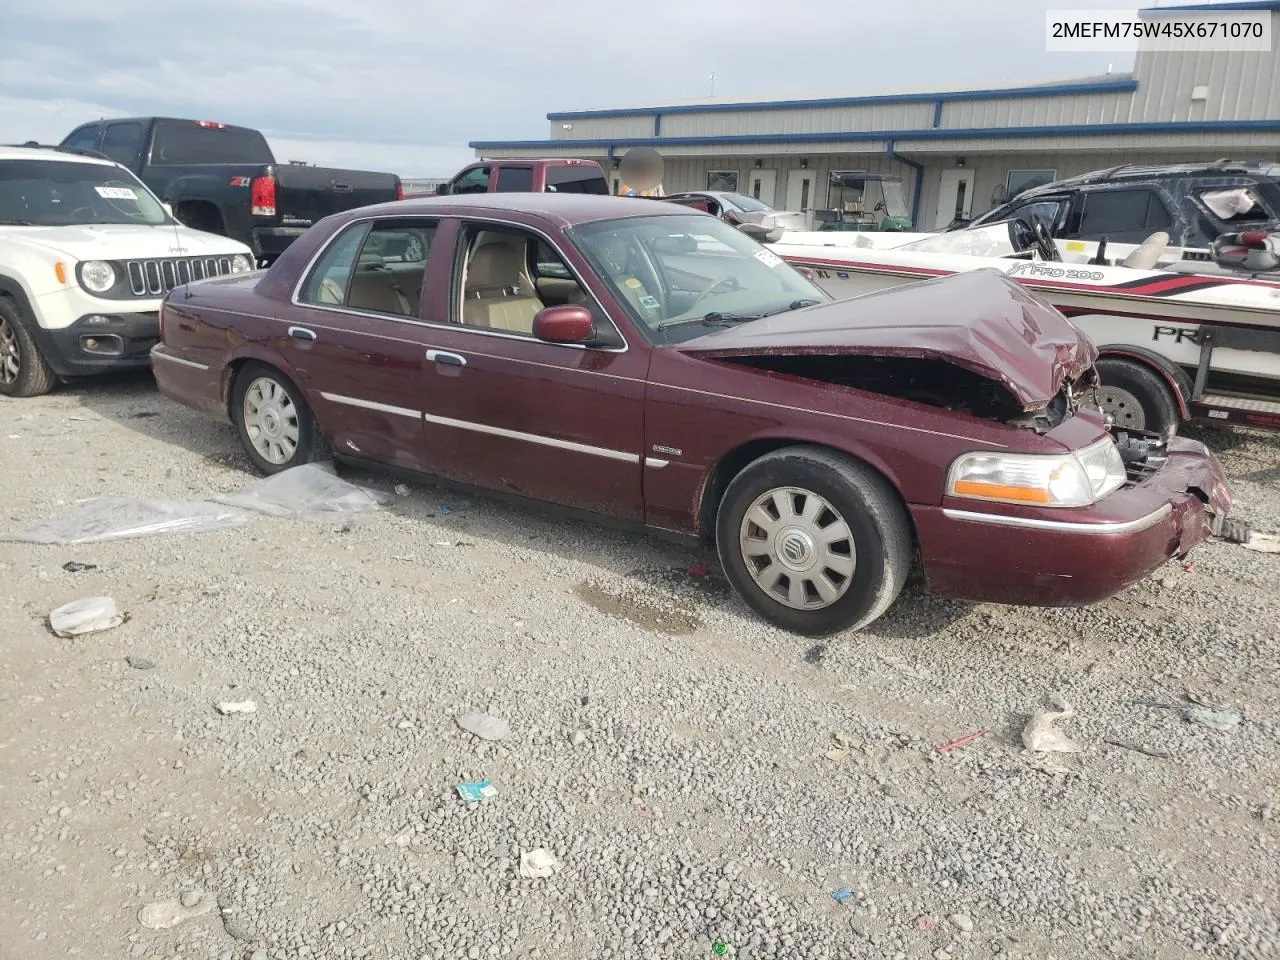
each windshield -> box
[0,159,170,226]
[570,214,828,344]
[720,193,773,213]
[895,222,1018,257]
[880,180,909,219]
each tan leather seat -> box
[462,240,543,333]
[347,267,420,315]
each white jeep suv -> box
[0,144,255,397]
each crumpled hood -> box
[10,223,252,260]
[677,268,1098,410]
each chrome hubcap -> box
[0,318,19,386]
[1091,386,1146,430]
[739,486,856,610]
[243,377,300,465]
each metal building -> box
[470,1,1280,230]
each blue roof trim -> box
[1139,1,1280,13]
[471,118,1280,150]
[544,79,1138,121]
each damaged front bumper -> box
[911,435,1232,607]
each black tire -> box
[1092,357,1181,437]
[715,445,912,637]
[0,296,57,398]
[175,202,225,236]
[230,362,326,474]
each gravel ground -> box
[2,374,1279,960]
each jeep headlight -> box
[946,438,1127,508]
[230,254,253,274]
[80,260,116,294]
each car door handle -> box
[426,350,466,367]
[288,326,317,341]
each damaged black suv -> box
[960,160,1280,248]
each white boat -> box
[767,223,1280,435]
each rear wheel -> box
[0,297,56,398]
[1092,357,1180,437]
[230,362,324,474]
[716,446,912,637]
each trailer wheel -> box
[1092,357,1180,437]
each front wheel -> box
[230,362,325,474]
[716,446,912,637]
[0,298,56,398]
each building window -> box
[707,171,739,192]
[1006,169,1057,199]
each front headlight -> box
[80,260,116,294]
[230,254,253,274]
[947,438,1127,508]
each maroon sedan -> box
[151,194,1231,636]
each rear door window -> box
[494,166,533,191]
[1072,188,1174,242]
[101,123,144,166]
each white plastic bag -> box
[49,596,124,637]
[215,462,389,520]
[1022,695,1082,753]
[9,498,253,545]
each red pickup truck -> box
[436,158,610,196]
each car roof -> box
[356,192,701,228]
[0,144,116,165]
[1014,159,1280,199]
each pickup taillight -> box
[395,179,404,201]
[251,175,277,217]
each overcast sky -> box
[1,0,1156,178]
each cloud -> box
[3,0,1132,176]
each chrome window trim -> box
[288,212,629,355]
[940,503,1173,534]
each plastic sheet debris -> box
[440,503,455,515]
[137,893,213,929]
[456,711,511,741]
[824,731,864,762]
[215,700,257,715]
[456,780,498,804]
[62,561,97,573]
[1022,696,1082,753]
[9,498,252,545]
[831,887,854,904]
[394,483,411,496]
[49,596,124,637]
[216,462,389,520]
[518,848,561,879]
[1187,706,1241,731]
[1243,532,1280,555]
[936,729,989,753]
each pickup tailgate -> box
[272,165,399,227]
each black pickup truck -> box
[59,117,402,263]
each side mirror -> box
[533,304,594,344]
[434,182,450,196]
